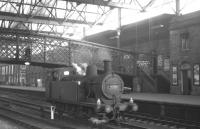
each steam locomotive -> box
[46,60,138,121]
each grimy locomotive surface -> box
[46,60,137,122]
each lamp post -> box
[152,50,157,76]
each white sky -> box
[79,0,200,39]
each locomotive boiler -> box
[46,60,137,121]
[84,60,124,101]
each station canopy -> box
[0,0,199,39]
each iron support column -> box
[176,0,180,16]
[117,8,121,48]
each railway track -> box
[122,113,200,129]
[0,91,199,129]
[0,105,65,129]
[0,95,92,129]
[92,112,200,129]
[0,93,162,129]
[105,122,148,129]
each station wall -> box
[85,11,200,95]
[170,11,200,95]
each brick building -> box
[85,14,174,93]
[85,11,200,95]
[170,10,200,95]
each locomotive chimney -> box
[86,65,97,77]
[104,60,112,74]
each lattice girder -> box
[0,29,135,75]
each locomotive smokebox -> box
[86,65,97,77]
[104,60,112,74]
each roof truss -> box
[0,0,157,37]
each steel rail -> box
[124,113,200,129]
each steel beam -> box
[61,0,109,6]
[62,0,136,9]
[0,11,96,25]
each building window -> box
[180,32,189,50]
[193,64,199,86]
[172,66,178,85]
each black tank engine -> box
[46,60,137,121]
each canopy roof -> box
[0,0,199,39]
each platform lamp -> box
[24,47,31,66]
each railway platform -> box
[122,93,200,106]
[0,85,45,97]
[122,93,200,124]
[0,85,45,92]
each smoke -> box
[75,47,92,63]
[97,48,112,61]
[72,63,87,75]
